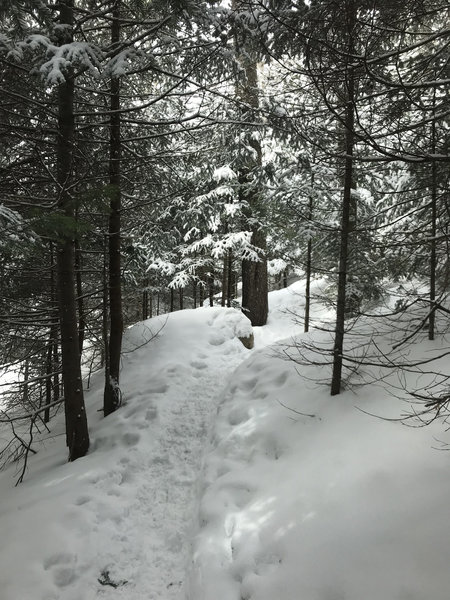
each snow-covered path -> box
[103,308,252,599]
[0,307,252,600]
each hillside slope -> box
[1,280,450,600]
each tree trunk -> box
[104,0,124,417]
[199,277,204,307]
[74,236,85,354]
[55,0,89,460]
[233,2,268,326]
[142,288,148,320]
[208,271,214,306]
[142,278,149,320]
[330,0,356,396]
[242,228,268,326]
[227,252,233,307]
[429,93,437,340]
[304,183,314,333]
[45,243,58,423]
[221,255,228,307]
[179,287,184,310]
[45,333,53,423]
[193,280,197,308]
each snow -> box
[38,41,102,84]
[1,283,450,600]
[213,166,237,182]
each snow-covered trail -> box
[101,308,252,600]
[0,307,252,600]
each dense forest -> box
[1,0,449,468]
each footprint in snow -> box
[74,495,92,506]
[43,553,78,588]
[145,406,157,421]
[274,371,290,387]
[136,406,158,428]
[148,382,168,394]
[190,360,208,370]
[122,431,140,447]
[260,370,290,390]
[227,406,250,426]
[238,377,258,392]
[226,483,255,509]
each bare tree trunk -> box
[104,0,124,417]
[22,359,29,405]
[142,278,149,320]
[304,186,314,333]
[55,0,89,458]
[429,94,437,340]
[330,0,356,396]
[142,288,148,320]
[221,255,228,307]
[193,280,197,308]
[208,271,214,307]
[74,236,85,354]
[227,252,233,307]
[199,277,204,307]
[53,330,60,406]
[45,335,53,424]
[45,243,58,423]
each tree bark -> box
[179,287,184,310]
[142,288,148,321]
[227,251,233,307]
[221,255,228,307]
[74,236,85,354]
[142,278,149,320]
[330,0,356,396]
[55,0,89,460]
[104,0,124,417]
[193,280,197,308]
[429,91,437,340]
[208,271,214,306]
[233,1,268,326]
[241,228,268,326]
[304,179,314,333]
[45,242,58,423]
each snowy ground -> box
[1,279,450,600]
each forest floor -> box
[1,279,450,600]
